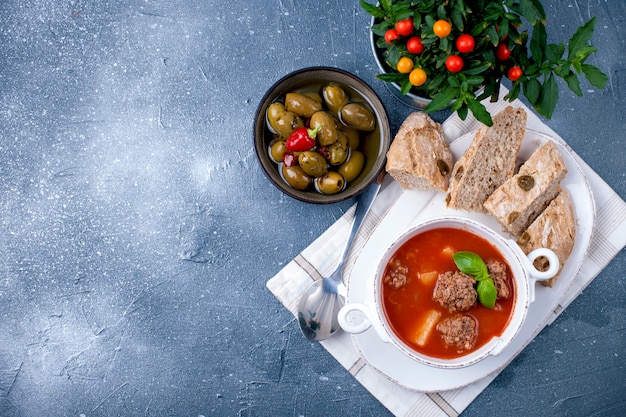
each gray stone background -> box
[0,0,624,416]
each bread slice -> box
[483,141,567,236]
[516,190,576,287]
[446,106,527,212]
[385,112,453,191]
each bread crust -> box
[446,106,527,212]
[385,112,453,191]
[516,190,576,287]
[484,141,567,236]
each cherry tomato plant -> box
[360,0,607,126]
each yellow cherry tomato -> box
[396,56,414,74]
[409,68,427,86]
[433,20,452,38]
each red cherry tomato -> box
[445,55,464,73]
[496,43,511,61]
[507,66,523,81]
[385,29,400,45]
[455,34,475,53]
[406,36,424,54]
[395,18,414,37]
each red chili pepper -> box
[283,152,297,167]
[285,126,320,152]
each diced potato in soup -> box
[419,271,438,286]
[413,310,442,347]
[442,245,454,257]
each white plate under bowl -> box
[345,128,595,392]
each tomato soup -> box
[381,227,515,359]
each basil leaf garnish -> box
[453,251,497,309]
[477,279,498,309]
[453,251,489,280]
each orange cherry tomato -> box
[409,68,427,86]
[397,56,414,74]
[433,20,452,38]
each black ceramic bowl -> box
[253,67,391,204]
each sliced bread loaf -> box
[483,140,567,236]
[446,106,527,212]
[516,190,576,287]
[385,112,453,191]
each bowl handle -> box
[337,303,373,334]
[524,248,560,302]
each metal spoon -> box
[297,172,384,341]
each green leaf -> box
[530,23,547,64]
[440,36,450,52]
[477,279,497,309]
[376,72,406,83]
[425,14,436,28]
[537,73,559,119]
[581,64,608,89]
[463,61,491,76]
[572,45,598,64]
[424,87,459,113]
[457,105,469,120]
[523,77,541,105]
[505,80,522,102]
[453,251,489,280]
[380,0,393,13]
[451,8,464,32]
[519,0,546,25]
[359,0,384,18]
[545,42,565,64]
[466,75,485,86]
[564,71,583,96]
[448,76,461,88]
[466,97,493,126]
[485,25,499,46]
[400,78,412,95]
[568,17,597,61]
[436,4,446,20]
[450,97,464,112]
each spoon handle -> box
[335,171,385,275]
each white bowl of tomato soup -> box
[338,216,559,369]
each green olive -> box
[323,85,349,115]
[298,151,328,177]
[341,126,360,150]
[338,150,365,182]
[266,102,286,134]
[272,110,304,138]
[303,92,323,104]
[326,131,349,165]
[340,102,376,131]
[285,92,323,118]
[316,172,345,195]
[281,164,312,190]
[310,111,339,146]
[269,139,287,163]
[327,143,349,166]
